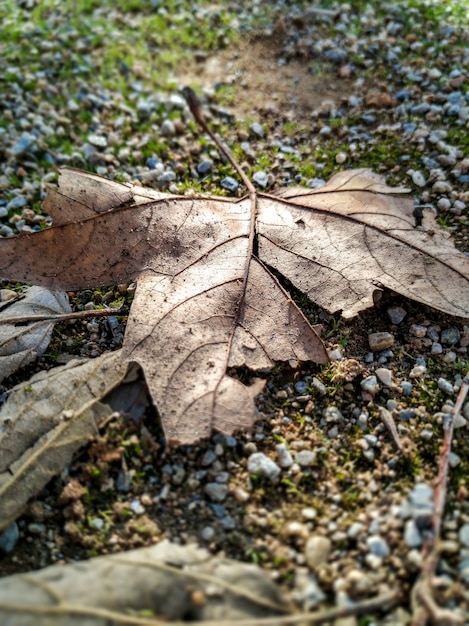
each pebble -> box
[0,523,19,554]
[276,443,294,468]
[400,381,413,396]
[220,176,239,192]
[375,368,393,387]
[197,160,212,175]
[360,375,378,394]
[304,535,332,569]
[204,483,228,502]
[410,324,426,338]
[253,170,269,188]
[387,306,406,324]
[440,327,460,347]
[249,122,264,138]
[295,450,316,467]
[411,170,426,187]
[366,535,390,558]
[437,377,454,394]
[460,524,469,548]
[404,519,422,548]
[247,452,281,481]
[368,332,394,351]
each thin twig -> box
[0,307,128,325]
[410,372,469,626]
[182,87,255,195]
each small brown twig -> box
[410,372,469,626]
[0,308,128,325]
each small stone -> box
[410,324,427,338]
[130,499,145,515]
[204,483,228,502]
[6,195,27,211]
[305,535,332,569]
[0,523,19,554]
[249,122,264,138]
[432,180,452,194]
[437,198,451,211]
[197,160,212,175]
[323,406,343,422]
[375,368,393,387]
[443,351,457,364]
[459,523,469,547]
[368,332,394,351]
[366,535,390,557]
[420,428,434,441]
[160,119,176,136]
[335,152,347,164]
[347,522,364,539]
[247,452,281,481]
[296,450,316,467]
[276,443,294,468]
[401,381,413,396]
[454,414,467,428]
[89,518,104,531]
[361,375,378,394]
[440,327,461,347]
[328,348,343,361]
[87,134,108,148]
[404,519,422,548]
[201,449,217,466]
[410,364,427,378]
[311,377,326,396]
[449,452,461,467]
[253,171,269,188]
[437,378,454,395]
[387,306,406,324]
[411,170,426,187]
[431,342,443,354]
[220,176,239,192]
[201,526,215,540]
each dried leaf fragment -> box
[0,286,71,382]
[0,350,128,531]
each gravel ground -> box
[1,1,469,624]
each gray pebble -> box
[89,518,105,530]
[440,327,460,346]
[201,526,215,540]
[6,195,27,211]
[311,377,326,396]
[400,381,413,396]
[197,160,212,175]
[411,170,426,187]
[323,405,343,422]
[366,535,390,557]
[249,122,264,138]
[0,523,19,554]
[432,180,452,194]
[404,519,422,548]
[296,450,316,467]
[204,482,228,502]
[437,377,454,394]
[431,342,443,354]
[361,375,378,394]
[87,134,108,148]
[459,523,469,547]
[9,133,37,156]
[201,449,217,466]
[387,306,406,324]
[275,442,293,468]
[247,452,281,481]
[253,171,269,188]
[220,176,239,192]
[160,119,176,136]
[375,367,393,387]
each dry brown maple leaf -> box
[1,167,468,443]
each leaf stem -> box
[0,308,128,325]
